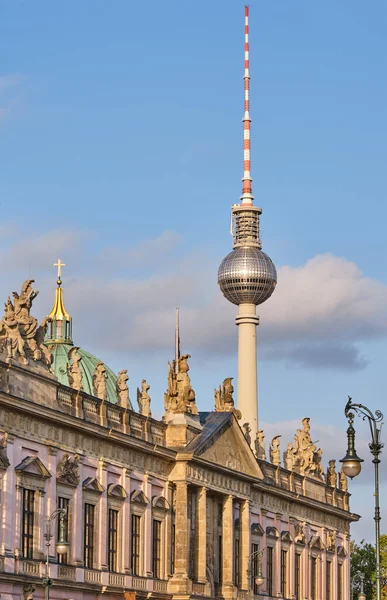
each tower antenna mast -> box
[242,5,253,205]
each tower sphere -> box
[218,246,277,306]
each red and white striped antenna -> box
[241,5,253,206]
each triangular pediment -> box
[130,489,149,505]
[310,535,324,550]
[337,545,347,557]
[83,477,104,493]
[15,456,51,479]
[188,413,264,479]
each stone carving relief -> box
[57,453,80,486]
[255,429,266,460]
[137,379,151,417]
[294,521,307,544]
[0,431,10,469]
[23,584,36,600]
[269,435,281,466]
[0,280,52,368]
[214,378,241,419]
[327,459,337,488]
[339,468,348,492]
[93,362,107,401]
[164,354,198,415]
[326,530,337,552]
[67,346,83,391]
[116,369,129,408]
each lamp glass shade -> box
[56,541,69,556]
[255,575,265,587]
[358,593,366,600]
[340,459,362,479]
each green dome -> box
[50,343,123,406]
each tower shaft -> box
[236,303,259,435]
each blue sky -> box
[1,0,386,541]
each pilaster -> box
[97,459,108,570]
[196,487,207,583]
[143,473,153,577]
[240,499,250,591]
[221,495,235,599]
[168,480,191,595]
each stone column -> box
[221,495,235,598]
[197,487,207,583]
[1,435,15,556]
[168,481,191,595]
[97,460,108,570]
[240,499,250,591]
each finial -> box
[54,259,66,286]
[241,5,253,206]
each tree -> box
[350,539,376,599]
[381,534,387,600]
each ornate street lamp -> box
[340,396,383,600]
[351,572,366,600]
[42,508,69,600]
[250,548,265,593]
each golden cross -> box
[54,259,66,279]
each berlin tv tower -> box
[218,6,277,442]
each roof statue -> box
[327,459,338,488]
[93,362,107,401]
[214,377,241,419]
[284,417,325,480]
[284,442,295,471]
[67,346,83,391]
[255,429,266,460]
[339,467,348,492]
[116,369,130,408]
[0,280,52,369]
[269,435,281,466]
[243,422,252,445]
[164,354,198,415]
[137,379,151,417]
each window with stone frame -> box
[337,562,343,600]
[326,560,332,600]
[295,553,302,600]
[21,488,35,559]
[311,556,318,600]
[84,503,95,569]
[131,514,141,575]
[266,546,274,597]
[188,489,197,579]
[152,519,162,579]
[57,496,70,564]
[108,508,119,572]
[107,483,127,574]
[234,537,240,588]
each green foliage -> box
[351,539,376,600]
[381,534,387,600]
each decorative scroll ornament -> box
[67,346,83,391]
[57,453,80,486]
[0,280,52,368]
[164,354,198,415]
[214,377,241,419]
[137,379,151,417]
[116,369,129,408]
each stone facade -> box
[0,354,356,600]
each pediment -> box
[310,535,324,550]
[152,495,170,510]
[15,456,51,479]
[251,522,264,536]
[337,545,347,557]
[281,530,293,543]
[189,413,264,479]
[83,477,104,493]
[130,490,149,505]
[266,526,279,539]
[107,483,127,499]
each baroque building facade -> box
[0,277,357,600]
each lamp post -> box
[340,396,383,600]
[351,572,366,600]
[249,548,265,596]
[42,508,69,600]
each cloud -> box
[0,74,24,90]
[0,73,24,124]
[1,226,387,371]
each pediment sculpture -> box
[137,378,151,417]
[116,369,129,408]
[214,377,241,419]
[57,453,80,486]
[0,280,52,368]
[67,347,83,391]
[285,417,325,480]
[164,354,198,415]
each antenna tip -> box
[245,5,249,17]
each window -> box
[108,509,118,572]
[311,556,317,600]
[266,547,273,597]
[234,538,240,588]
[251,543,259,595]
[326,561,332,600]
[131,514,141,575]
[281,549,288,597]
[22,489,35,559]
[152,519,162,578]
[295,553,301,600]
[338,563,343,600]
[84,503,95,569]
[171,523,175,575]
[57,497,69,564]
